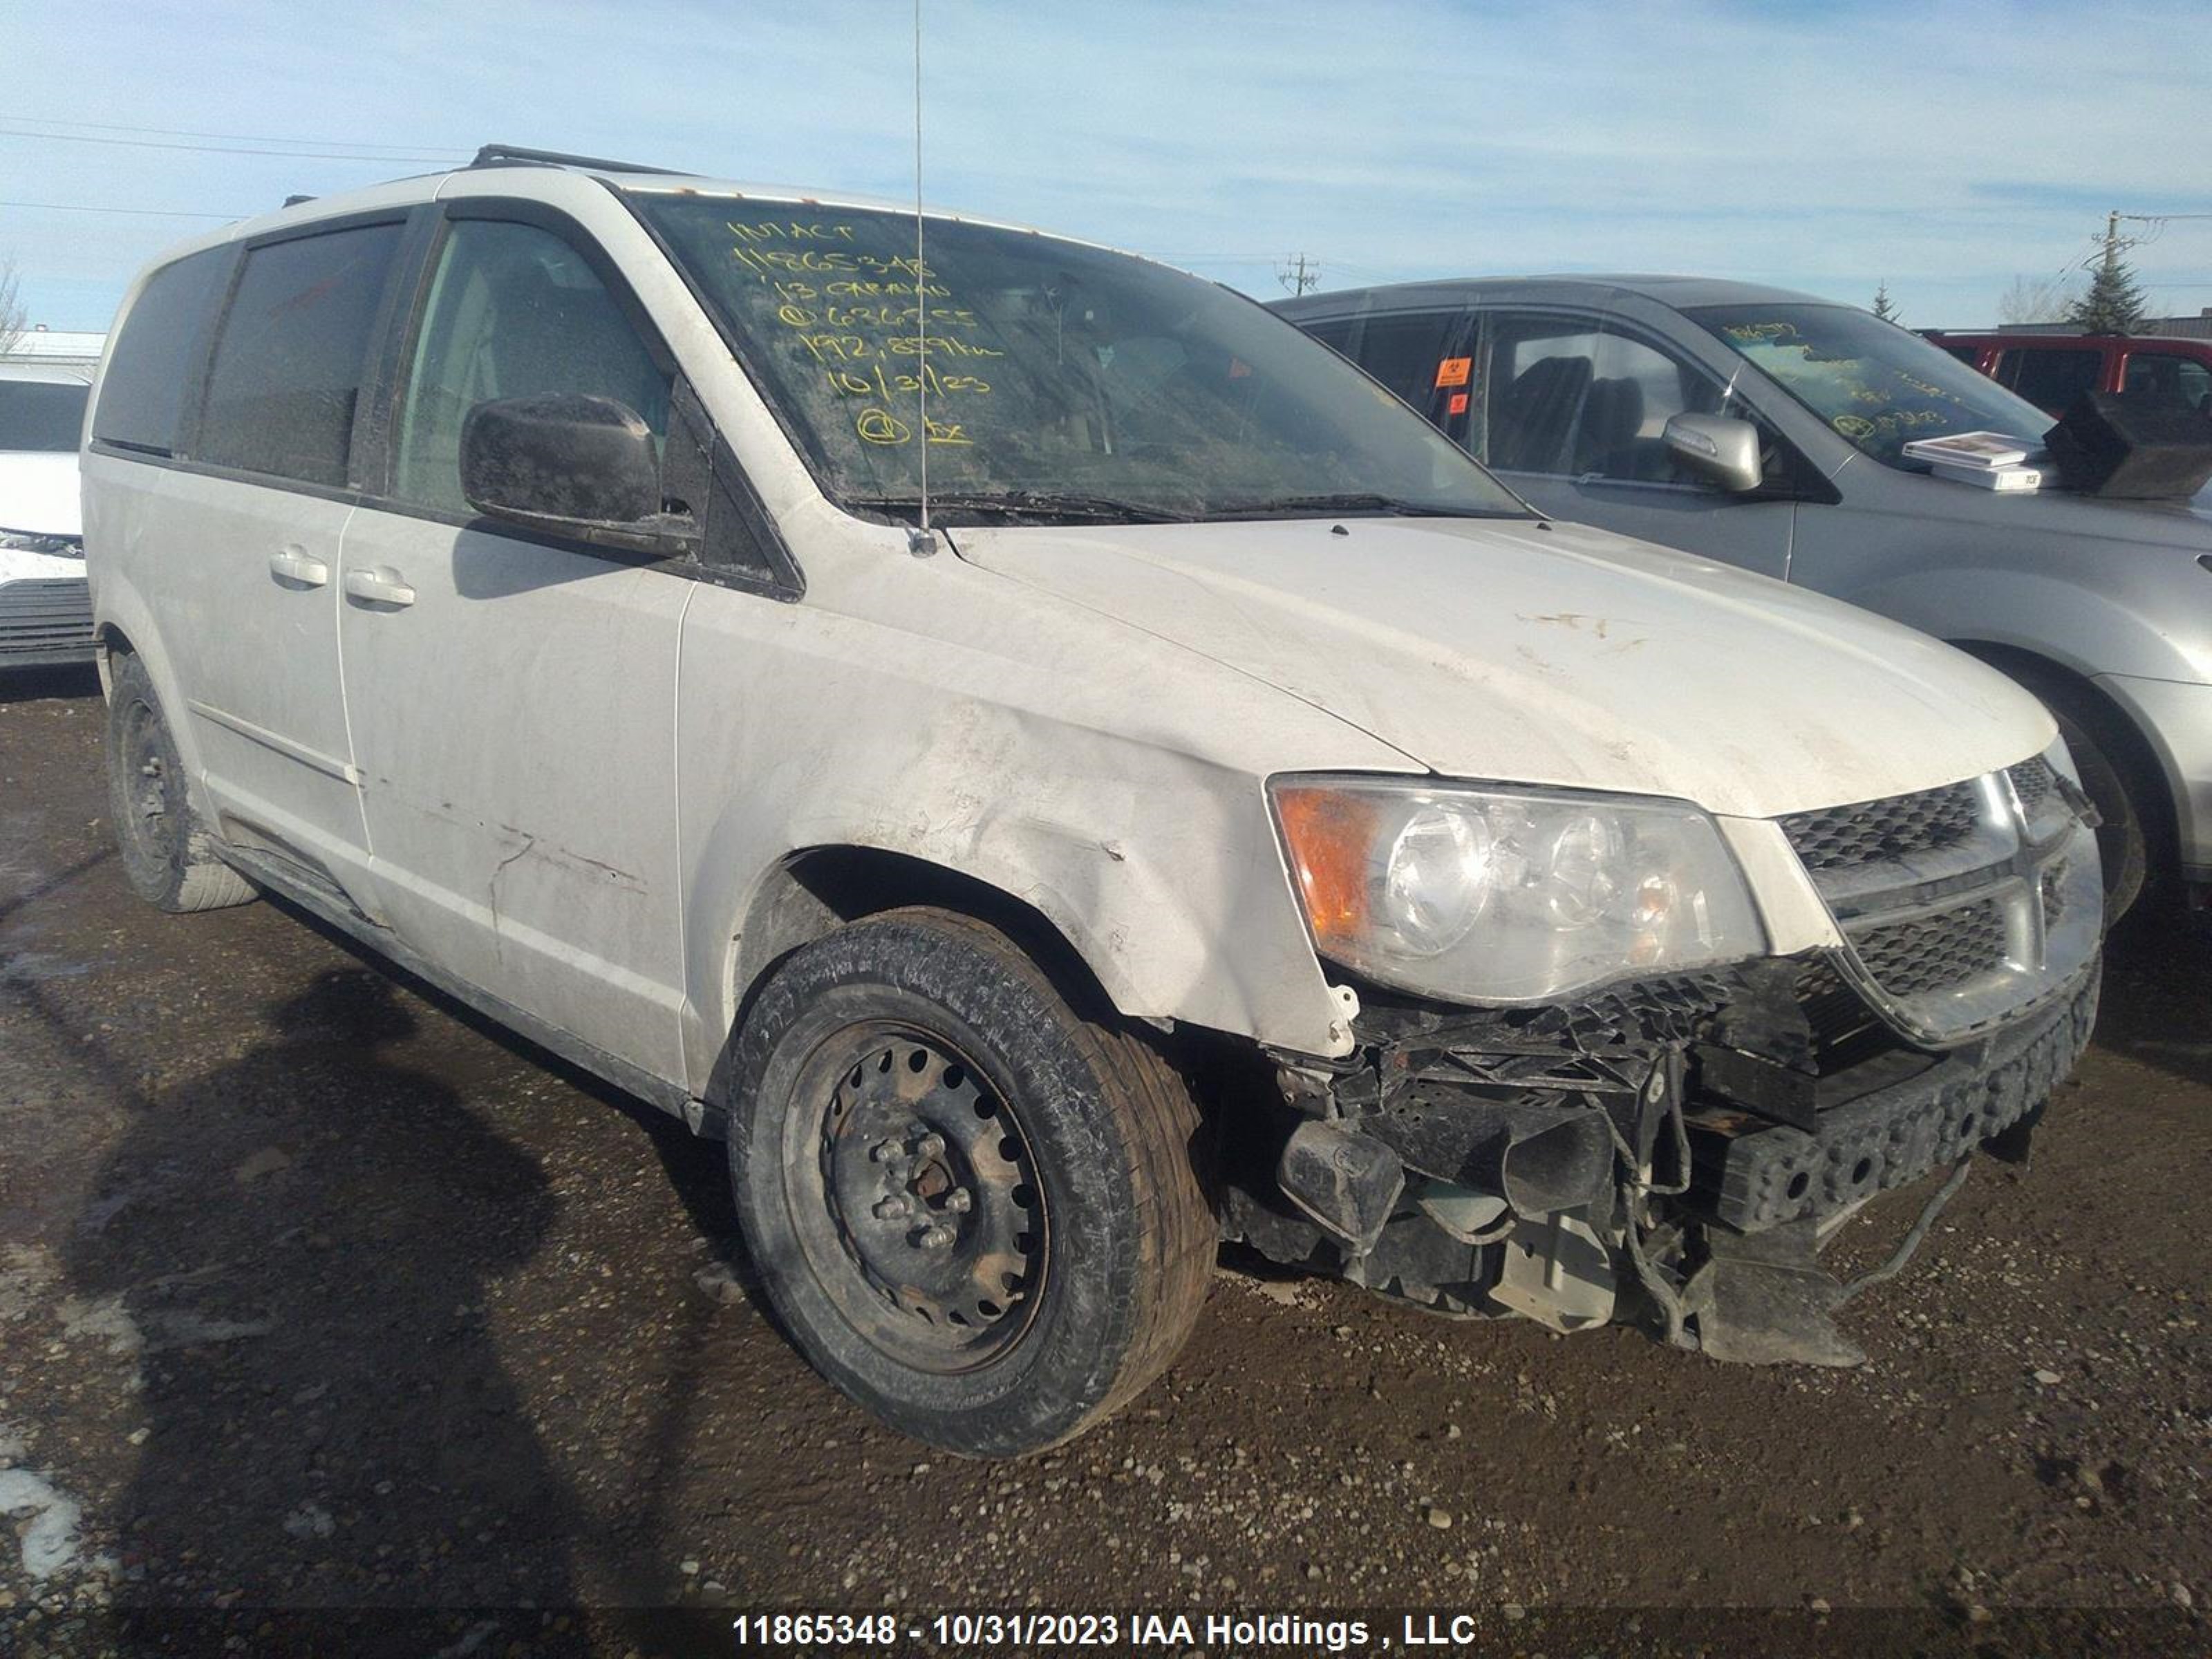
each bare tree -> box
[1996,273,2077,326]
[0,259,26,358]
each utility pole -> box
[1276,254,1320,297]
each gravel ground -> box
[1,666,2206,1656]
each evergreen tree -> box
[1871,281,1899,324]
[2068,254,2149,335]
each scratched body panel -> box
[335,512,691,1079]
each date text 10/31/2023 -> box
[728,1612,1387,1651]
[727,218,999,449]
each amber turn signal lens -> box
[1274,786,1378,947]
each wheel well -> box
[93,624,136,695]
[1951,639,2175,845]
[729,846,1116,1033]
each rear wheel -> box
[728,908,1213,1456]
[104,653,256,913]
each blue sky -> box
[6,0,2210,334]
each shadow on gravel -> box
[0,663,100,706]
[243,892,782,1613]
[2093,903,2212,1090]
[59,968,589,1642]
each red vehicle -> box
[1925,331,2212,420]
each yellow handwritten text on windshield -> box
[724,219,1000,448]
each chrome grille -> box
[1777,759,2100,1047]
[1779,781,1978,872]
[2040,862,2068,927]
[2009,757,2056,818]
[1851,901,2008,997]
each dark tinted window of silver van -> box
[91,247,231,458]
[197,224,404,488]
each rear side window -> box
[2121,352,2212,418]
[92,248,231,456]
[1347,312,1464,411]
[1998,347,2100,412]
[0,381,91,452]
[1300,317,1356,357]
[197,223,404,487]
[1315,309,1473,448]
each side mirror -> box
[460,393,684,543]
[1662,413,1763,494]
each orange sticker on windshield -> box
[1434,356,1472,388]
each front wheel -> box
[727,908,1214,1456]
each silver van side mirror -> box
[1663,413,1763,494]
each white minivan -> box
[84,148,2102,1454]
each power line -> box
[0,125,462,163]
[16,116,466,155]
[1275,253,1321,296]
[1,199,245,220]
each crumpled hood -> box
[954,515,2052,818]
[0,451,82,540]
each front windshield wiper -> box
[1201,492,1508,521]
[852,490,1194,525]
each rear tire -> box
[104,654,256,913]
[727,907,1213,1456]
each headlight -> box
[1271,776,1765,1004]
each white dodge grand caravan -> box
[84,147,2102,1455]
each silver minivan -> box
[84,157,2101,1453]
[1277,278,2212,920]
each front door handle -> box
[343,567,417,609]
[268,547,329,587]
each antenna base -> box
[906,527,939,559]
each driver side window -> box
[393,218,671,516]
[1482,310,1783,489]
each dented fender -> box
[672,509,1414,1093]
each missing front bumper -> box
[1225,957,2101,1361]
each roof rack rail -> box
[470,143,681,176]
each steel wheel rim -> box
[781,1022,1049,1375]
[118,699,179,868]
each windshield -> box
[629,195,1524,523]
[1685,303,2050,467]
[0,380,91,453]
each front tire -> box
[104,654,256,913]
[728,908,1213,1456]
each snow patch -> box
[0,1430,96,1580]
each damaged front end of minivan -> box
[1223,754,2104,1365]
